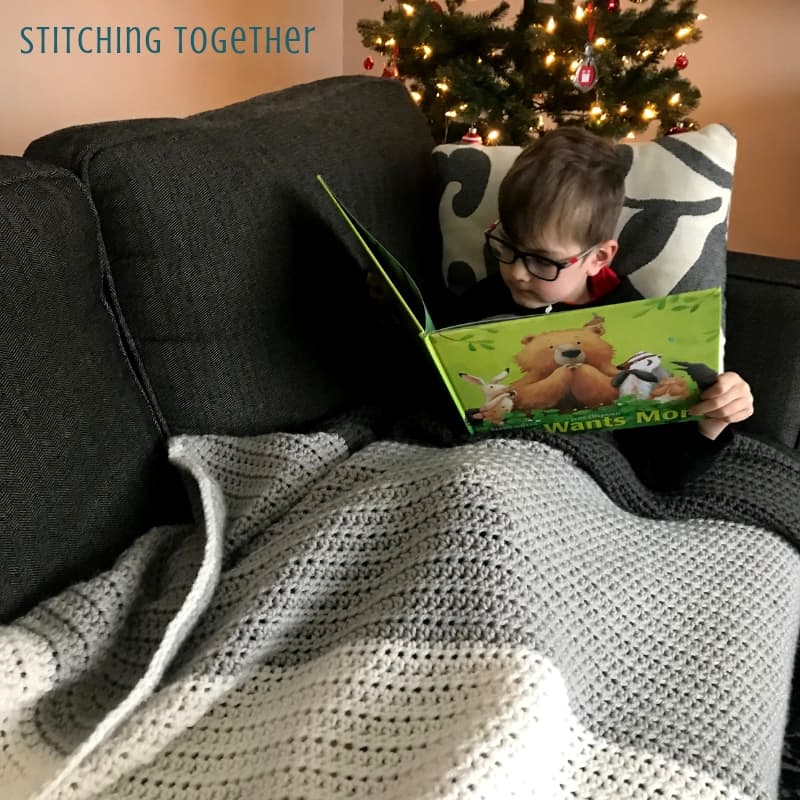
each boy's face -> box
[497,229,618,310]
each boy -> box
[454,126,753,487]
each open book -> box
[318,175,722,435]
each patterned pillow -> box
[433,124,737,303]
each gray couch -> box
[2,76,800,798]
[2,75,797,621]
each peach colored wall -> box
[4,2,797,259]
[344,0,800,259]
[1,0,342,156]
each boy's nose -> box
[508,258,530,280]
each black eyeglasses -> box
[484,221,597,281]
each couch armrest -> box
[725,251,800,450]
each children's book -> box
[318,175,722,435]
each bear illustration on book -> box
[460,313,714,428]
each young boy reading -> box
[452,126,753,488]
[367,126,753,488]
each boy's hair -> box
[498,126,626,251]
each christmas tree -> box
[357,0,704,144]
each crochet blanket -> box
[3,412,800,800]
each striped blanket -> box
[2,411,800,799]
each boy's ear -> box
[586,239,619,275]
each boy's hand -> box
[366,270,391,304]
[689,371,754,440]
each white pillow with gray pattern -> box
[434,124,737,307]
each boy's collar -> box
[560,265,621,306]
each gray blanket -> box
[3,412,800,800]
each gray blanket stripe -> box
[2,413,799,799]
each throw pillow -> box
[433,124,737,303]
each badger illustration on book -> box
[612,351,673,400]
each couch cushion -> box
[434,124,736,306]
[25,76,443,436]
[0,157,190,622]
[725,251,800,450]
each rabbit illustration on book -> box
[460,369,516,426]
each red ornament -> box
[674,53,689,70]
[460,126,483,145]
[573,44,599,93]
[666,124,690,136]
[606,0,620,12]
[363,56,375,71]
[382,63,399,79]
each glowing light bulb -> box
[411,91,422,103]
[642,106,658,120]
[697,12,708,21]
[445,110,457,118]
[570,59,581,71]
[575,6,585,21]
[386,38,396,47]
[626,131,635,140]
[436,82,449,92]
[375,37,383,45]
[619,104,628,114]
[595,37,607,47]
[459,103,468,111]
[590,105,603,117]
[676,26,693,38]
[487,130,500,142]
[669,93,681,106]
[402,3,415,15]
[422,44,433,58]
[545,51,556,67]
[546,17,556,33]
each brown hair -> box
[498,127,626,251]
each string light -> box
[570,59,581,71]
[545,51,556,67]
[445,110,457,117]
[676,26,693,38]
[487,130,500,142]
[590,105,603,116]
[459,103,468,111]
[421,44,433,58]
[669,93,681,106]
[642,105,658,120]
[546,17,557,33]
[402,3,415,15]
[626,131,636,140]
[386,38,396,47]
[575,6,586,21]
[411,91,422,103]
[374,37,383,45]
[594,37,607,47]
[697,12,708,21]
[436,82,449,92]
[619,103,629,113]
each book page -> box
[317,175,435,335]
[427,288,722,434]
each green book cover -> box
[318,174,722,435]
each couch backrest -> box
[25,76,443,436]
[725,251,800,450]
[0,157,190,621]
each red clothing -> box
[562,265,622,306]
[587,264,622,301]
